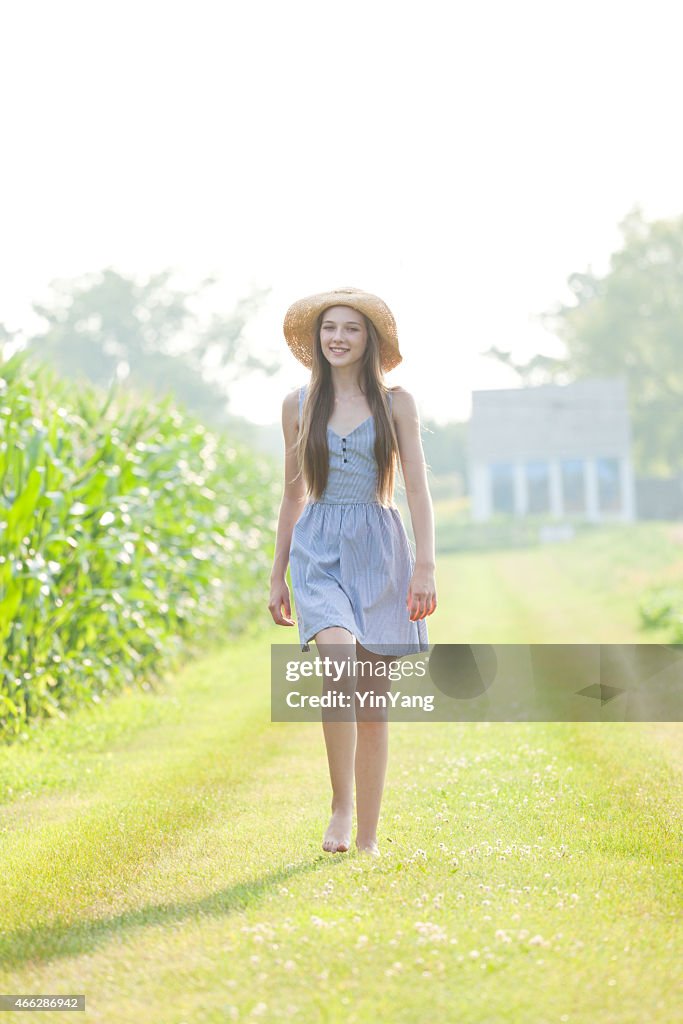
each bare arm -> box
[391,387,437,620]
[392,387,436,569]
[271,388,308,583]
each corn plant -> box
[0,349,279,741]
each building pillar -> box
[621,455,635,522]
[549,459,563,518]
[585,458,599,521]
[514,461,527,517]
[470,460,491,521]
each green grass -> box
[431,521,683,643]
[1,523,682,1022]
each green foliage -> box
[436,516,574,553]
[484,205,683,476]
[638,586,683,641]
[20,267,280,432]
[0,348,279,742]
[420,420,468,483]
[432,496,600,553]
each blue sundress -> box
[288,385,430,656]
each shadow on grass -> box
[0,850,358,968]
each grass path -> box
[1,627,681,1023]
[2,524,681,1022]
[432,522,683,643]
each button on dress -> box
[288,385,430,656]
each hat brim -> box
[283,287,402,373]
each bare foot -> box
[355,839,381,858]
[322,809,352,853]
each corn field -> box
[0,350,278,742]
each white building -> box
[468,377,636,522]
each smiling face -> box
[319,305,368,368]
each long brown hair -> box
[295,310,399,507]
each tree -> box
[10,267,280,431]
[420,418,469,481]
[483,205,683,476]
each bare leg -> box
[353,643,395,857]
[312,626,357,853]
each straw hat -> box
[283,287,402,373]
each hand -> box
[268,578,296,627]
[407,566,437,621]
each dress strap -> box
[387,389,394,412]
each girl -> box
[269,287,437,858]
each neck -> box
[330,366,364,396]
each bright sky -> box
[2,1,682,424]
